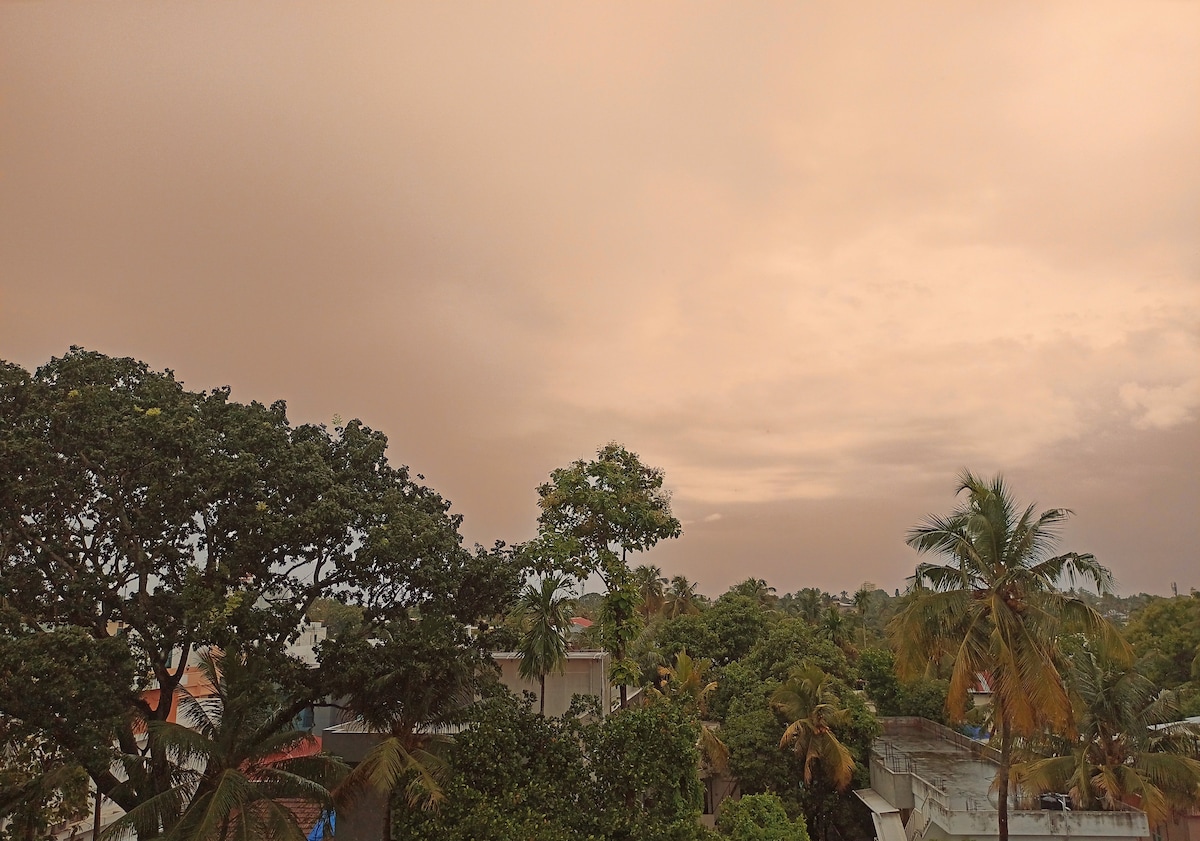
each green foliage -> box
[891,470,1123,841]
[321,615,484,811]
[741,619,851,686]
[708,661,771,723]
[513,574,575,715]
[1015,642,1200,826]
[722,707,799,806]
[0,350,520,827]
[534,442,682,586]
[856,648,952,723]
[707,595,773,666]
[0,723,90,841]
[305,598,364,638]
[772,665,855,791]
[1123,596,1200,689]
[391,693,709,841]
[663,576,704,619]
[855,648,902,713]
[0,623,135,773]
[716,794,809,841]
[534,444,680,708]
[657,615,721,664]
[102,648,346,841]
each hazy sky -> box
[3,2,1197,596]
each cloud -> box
[1120,380,1200,430]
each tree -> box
[791,589,826,625]
[852,584,874,647]
[1122,596,1200,689]
[771,665,855,793]
[652,650,729,774]
[534,443,682,586]
[534,443,682,706]
[664,575,703,619]
[390,692,711,841]
[728,578,778,610]
[512,575,575,715]
[0,350,521,830]
[633,564,669,619]
[716,793,810,841]
[388,691,593,841]
[0,721,90,841]
[890,470,1125,841]
[320,615,489,830]
[102,648,346,841]
[1015,643,1200,827]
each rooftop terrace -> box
[860,718,1149,841]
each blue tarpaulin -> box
[306,810,335,841]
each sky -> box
[2,2,1197,597]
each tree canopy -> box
[0,349,521,833]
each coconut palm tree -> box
[794,588,825,625]
[102,649,345,841]
[513,575,575,715]
[890,470,1125,841]
[853,584,874,647]
[1015,643,1200,826]
[663,575,701,619]
[632,564,668,619]
[329,617,482,833]
[652,650,729,773]
[771,663,855,791]
[730,577,779,609]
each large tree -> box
[533,443,681,706]
[890,470,1124,841]
[0,350,519,832]
[772,664,855,794]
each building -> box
[856,717,1150,841]
[492,650,624,717]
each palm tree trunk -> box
[998,716,1011,841]
[540,673,546,716]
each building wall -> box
[1155,812,1200,841]
[493,652,612,717]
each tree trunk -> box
[619,683,627,709]
[998,716,1011,841]
[540,674,546,716]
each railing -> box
[871,738,914,773]
[879,716,1002,764]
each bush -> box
[717,794,810,841]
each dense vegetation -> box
[2,350,1198,841]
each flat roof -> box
[876,719,1001,810]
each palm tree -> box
[794,588,825,625]
[652,650,729,773]
[663,575,701,619]
[1015,643,1200,826]
[853,584,874,647]
[632,564,668,619]
[730,577,778,609]
[772,663,855,791]
[331,618,482,831]
[513,575,575,715]
[890,470,1125,841]
[821,606,847,646]
[103,650,345,841]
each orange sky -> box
[2,2,1197,596]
